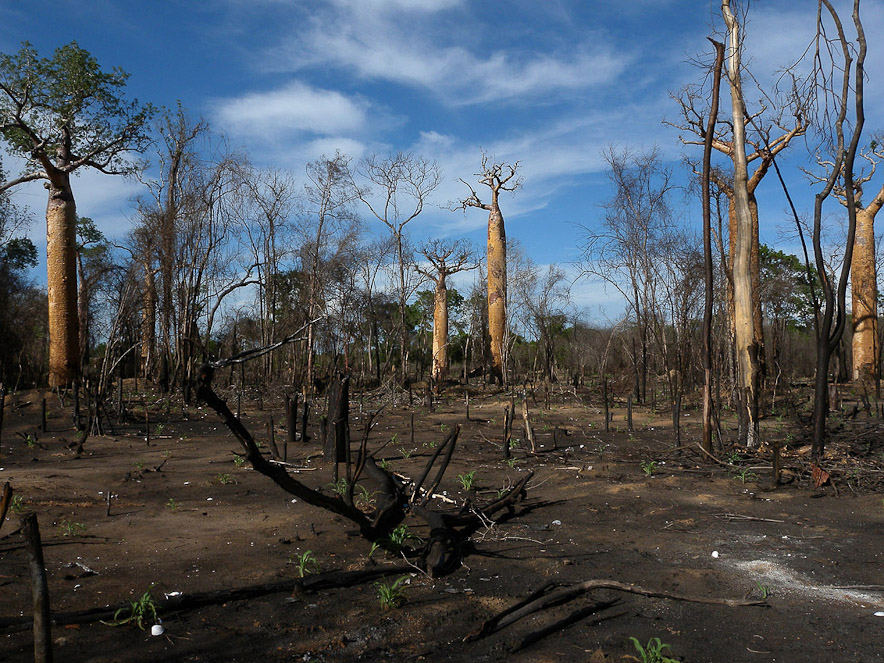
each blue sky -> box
[2,0,882,319]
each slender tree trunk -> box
[141,264,156,379]
[487,204,507,386]
[46,176,80,387]
[702,39,725,455]
[852,208,878,382]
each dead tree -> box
[194,334,533,577]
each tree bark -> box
[46,176,80,387]
[21,513,53,663]
[431,275,449,382]
[852,208,878,382]
[723,0,761,448]
[488,205,507,386]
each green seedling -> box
[423,439,438,449]
[58,519,86,537]
[457,471,476,491]
[102,586,159,630]
[387,524,422,551]
[290,550,320,577]
[628,636,678,663]
[439,423,449,432]
[376,575,410,610]
[369,541,382,558]
[727,451,743,464]
[377,458,390,471]
[755,581,771,600]
[216,472,235,485]
[733,468,757,484]
[389,433,398,444]
[399,447,412,459]
[10,495,26,514]
[154,424,165,435]
[505,457,521,468]
[640,460,657,477]
[233,455,246,467]
[25,433,36,448]
[509,439,520,450]
[354,485,376,509]
[166,497,179,511]
[133,460,144,471]
[328,477,348,497]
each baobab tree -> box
[812,136,884,384]
[354,152,442,384]
[0,41,152,386]
[417,238,477,384]
[457,156,521,386]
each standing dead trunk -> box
[723,0,761,448]
[46,176,80,387]
[21,513,53,663]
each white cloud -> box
[213,81,368,137]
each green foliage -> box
[58,519,86,537]
[640,460,657,477]
[628,636,678,663]
[1,237,37,270]
[399,447,412,459]
[166,498,178,512]
[457,471,476,491]
[0,41,154,172]
[102,586,159,630]
[376,575,410,609]
[759,243,820,329]
[233,455,245,467]
[505,457,521,468]
[377,458,390,471]
[215,473,234,485]
[290,550,320,578]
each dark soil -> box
[2,386,884,662]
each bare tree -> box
[580,146,674,404]
[805,0,866,460]
[417,238,477,384]
[457,156,521,386]
[302,152,359,390]
[354,153,441,384]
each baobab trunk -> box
[46,177,80,387]
[851,208,877,382]
[487,207,507,385]
[432,276,449,382]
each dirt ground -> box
[2,385,884,662]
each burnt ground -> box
[2,385,884,662]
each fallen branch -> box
[467,578,767,642]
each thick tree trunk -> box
[46,178,80,387]
[432,276,449,382]
[487,206,507,386]
[724,0,761,448]
[852,208,878,382]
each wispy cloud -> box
[272,2,630,106]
